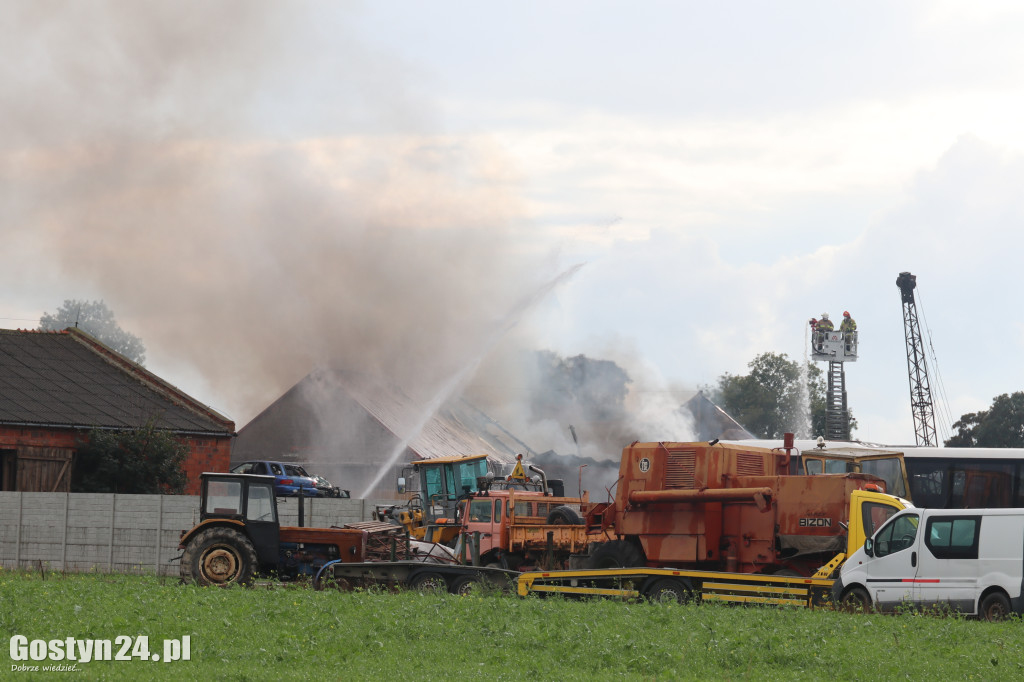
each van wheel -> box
[980,591,1011,622]
[840,587,872,613]
[584,540,645,569]
[546,505,583,525]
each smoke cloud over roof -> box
[3,2,698,485]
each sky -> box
[3,1,1024,452]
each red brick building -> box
[0,328,234,494]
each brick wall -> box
[0,426,233,494]
[0,492,389,575]
[0,425,79,449]
[179,435,233,494]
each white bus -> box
[727,438,1024,508]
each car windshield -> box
[284,465,309,477]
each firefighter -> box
[841,311,857,353]
[817,313,833,332]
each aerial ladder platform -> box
[810,317,858,441]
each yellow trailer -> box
[517,567,836,607]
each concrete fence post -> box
[155,495,163,573]
[108,494,116,573]
[15,492,23,568]
[61,492,70,571]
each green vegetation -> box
[708,351,849,439]
[72,422,189,494]
[947,391,1024,447]
[1,571,1021,680]
[39,299,146,365]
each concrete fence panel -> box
[0,492,390,576]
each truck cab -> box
[459,486,588,570]
[800,447,910,499]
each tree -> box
[946,392,1024,447]
[707,352,853,440]
[71,422,188,494]
[39,299,146,365]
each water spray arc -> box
[358,264,585,497]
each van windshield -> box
[873,513,919,558]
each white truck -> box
[833,507,1024,620]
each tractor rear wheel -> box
[181,527,258,586]
[584,540,645,569]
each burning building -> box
[231,368,529,498]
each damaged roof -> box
[0,328,234,436]
[294,368,527,464]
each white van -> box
[833,508,1024,621]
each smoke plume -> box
[3,2,551,425]
[3,3,699,496]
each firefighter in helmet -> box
[817,313,834,332]
[840,311,857,352]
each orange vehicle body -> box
[585,441,889,576]
[460,488,589,571]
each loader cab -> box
[402,455,493,524]
[200,473,280,569]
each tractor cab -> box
[195,472,281,575]
[201,472,279,524]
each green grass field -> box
[1,570,1021,680]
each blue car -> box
[229,461,321,497]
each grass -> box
[1,570,1022,680]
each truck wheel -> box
[584,540,645,569]
[840,586,872,613]
[181,527,257,586]
[546,505,583,525]
[980,591,1011,622]
[449,574,481,596]
[645,578,693,604]
[409,572,447,594]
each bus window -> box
[963,470,1011,507]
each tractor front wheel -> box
[181,527,258,586]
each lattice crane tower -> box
[896,271,938,446]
